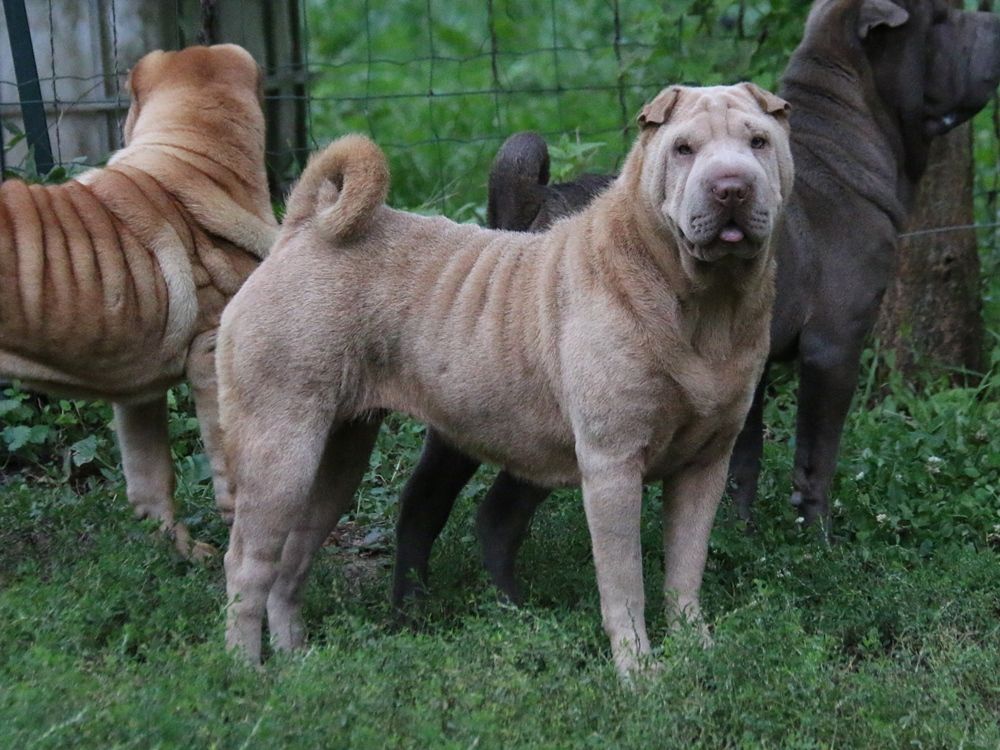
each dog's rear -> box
[487,132,613,231]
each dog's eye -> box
[675,143,693,156]
[750,136,768,150]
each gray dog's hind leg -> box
[476,473,549,603]
[391,429,480,608]
[391,430,549,607]
[728,365,769,526]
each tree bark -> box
[873,119,984,383]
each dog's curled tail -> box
[283,134,389,243]
[487,131,549,231]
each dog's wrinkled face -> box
[922,1,1000,136]
[857,0,1000,139]
[638,84,794,264]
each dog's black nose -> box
[711,177,751,206]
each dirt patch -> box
[324,521,393,595]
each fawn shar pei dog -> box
[0,45,276,558]
[219,83,794,676]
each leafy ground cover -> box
[1,342,998,748]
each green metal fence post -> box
[2,0,54,175]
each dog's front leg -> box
[661,444,732,643]
[114,397,214,561]
[790,330,865,532]
[578,449,649,677]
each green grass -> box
[2,345,999,748]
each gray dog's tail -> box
[283,134,389,243]
[487,131,550,230]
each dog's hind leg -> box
[224,406,335,664]
[267,416,382,652]
[114,396,213,561]
[728,365,769,526]
[391,429,480,609]
[185,329,234,524]
[476,471,549,603]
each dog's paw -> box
[164,520,218,562]
[186,540,218,562]
[617,654,664,689]
[171,526,217,562]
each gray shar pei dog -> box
[390,0,1000,606]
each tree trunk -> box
[873,119,984,383]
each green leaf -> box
[70,435,99,466]
[27,424,50,444]
[3,425,32,451]
[0,398,23,417]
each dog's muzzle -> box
[682,176,769,262]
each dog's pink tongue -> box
[720,225,745,243]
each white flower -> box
[876,513,889,525]
[795,516,805,525]
[855,471,866,481]
[926,455,944,475]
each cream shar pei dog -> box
[0,45,276,559]
[219,83,793,676]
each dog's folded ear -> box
[742,82,791,129]
[123,50,170,143]
[856,0,909,38]
[125,50,168,105]
[123,56,149,144]
[637,86,682,128]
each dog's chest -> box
[647,406,746,480]
[642,340,762,479]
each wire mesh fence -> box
[303,0,813,219]
[1,0,998,241]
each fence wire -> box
[0,0,998,248]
